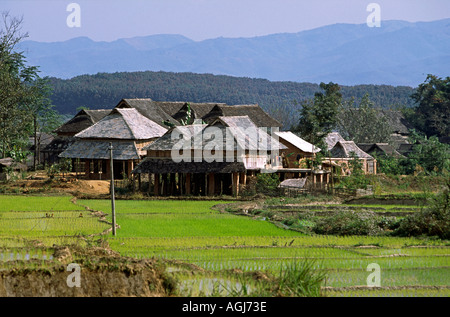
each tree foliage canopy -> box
[293,82,342,151]
[410,74,450,138]
[0,12,60,161]
[336,93,393,144]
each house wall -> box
[326,158,377,175]
[278,140,314,168]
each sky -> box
[2,0,450,42]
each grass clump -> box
[393,180,450,239]
[313,210,394,236]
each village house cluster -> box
[31,98,408,196]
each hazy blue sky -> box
[2,0,450,42]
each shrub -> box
[255,173,281,196]
[393,180,450,239]
[313,210,385,236]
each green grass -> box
[0,195,448,297]
[0,195,84,212]
[0,195,109,238]
[78,199,228,214]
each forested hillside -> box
[48,71,416,129]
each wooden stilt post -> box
[208,173,215,196]
[232,172,240,197]
[186,173,191,195]
[154,173,160,196]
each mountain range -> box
[18,19,450,86]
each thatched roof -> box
[202,104,282,128]
[53,109,111,135]
[59,140,140,160]
[115,98,180,128]
[275,131,321,153]
[132,157,246,174]
[357,143,403,158]
[329,141,373,159]
[325,132,346,150]
[75,108,167,140]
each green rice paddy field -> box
[0,195,449,297]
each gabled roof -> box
[171,102,224,124]
[274,131,321,153]
[211,116,286,151]
[325,132,346,150]
[144,123,208,151]
[53,109,111,135]
[152,101,187,117]
[329,141,373,159]
[145,116,285,153]
[357,143,403,158]
[115,98,180,128]
[75,108,167,140]
[202,104,282,128]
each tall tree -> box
[293,82,342,152]
[410,74,450,138]
[0,12,59,163]
[336,93,393,144]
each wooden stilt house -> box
[132,115,286,196]
[59,108,167,180]
[42,109,111,168]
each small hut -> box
[325,140,377,175]
[42,109,111,167]
[0,158,27,181]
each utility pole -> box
[109,143,116,236]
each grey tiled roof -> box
[202,104,282,128]
[329,141,373,159]
[325,132,346,150]
[59,140,140,160]
[144,116,286,152]
[115,99,180,127]
[75,108,167,140]
[54,109,111,135]
[42,137,76,153]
